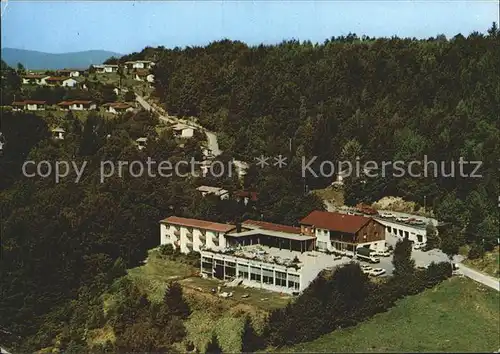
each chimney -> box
[236,222,242,233]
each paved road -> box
[135,94,223,156]
[456,263,499,291]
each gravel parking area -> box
[354,234,464,277]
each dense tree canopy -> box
[147,26,498,247]
[1,26,498,352]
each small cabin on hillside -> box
[22,74,50,85]
[51,127,65,140]
[102,102,134,114]
[12,100,47,111]
[58,100,97,111]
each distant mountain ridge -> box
[1,48,122,70]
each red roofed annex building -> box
[300,211,386,254]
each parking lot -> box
[228,235,464,282]
[354,234,464,276]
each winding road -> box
[456,263,499,291]
[135,94,221,156]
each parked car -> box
[360,265,373,274]
[374,250,392,257]
[396,216,410,222]
[369,268,386,277]
[413,242,426,250]
[381,212,395,218]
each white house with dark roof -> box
[57,69,84,77]
[58,100,97,111]
[125,60,155,70]
[103,102,134,114]
[196,185,229,200]
[22,74,50,85]
[91,64,118,73]
[12,100,47,111]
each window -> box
[225,261,236,278]
[387,226,392,233]
[275,271,286,287]
[250,266,261,282]
[201,257,213,273]
[238,265,249,279]
[262,268,274,285]
[288,274,300,290]
[404,231,409,238]
[317,241,327,250]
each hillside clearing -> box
[276,277,500,353]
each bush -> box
[468,243,485,260]
[424,262,452,287]
[264,259,452,348]
[159,244,175,256]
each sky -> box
[1,0,498,54]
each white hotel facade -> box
[160,217,317,293]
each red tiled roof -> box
[161,216,236,233]
[46,76,70,81]
[12,100,46,105]
[103,102,132,109]
[300,211,371,234]
[135,69,150,76]
[242,219,301,235]
[23,74,49,79]
[57,100,93,106]
[70,100,93,104]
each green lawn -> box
[125,249,199,303]
[179,276,291,312]
[278,277,500,353]
[95,249,279,352]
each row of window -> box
[386,226,424,242]
[203,258,300,290]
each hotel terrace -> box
[159,211,388,293]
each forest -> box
[0,62,322,351]
[148,27,499,251]
[0,25,499,351]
